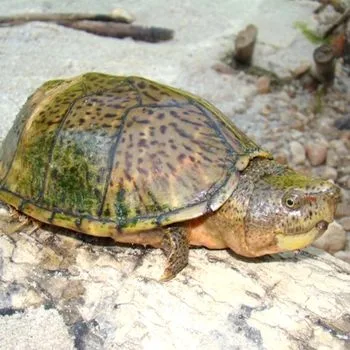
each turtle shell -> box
[0,73,271,236]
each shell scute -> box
[0,74,271,234]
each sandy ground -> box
[1,1,349,349]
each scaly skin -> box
[111,157,340,280]
[0,73,341,280]
[188,158,340,257]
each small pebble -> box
[338,175,350,189]
[326,148,340,167]
[256,76,271,94]
[292,63,311,78]
[312,221,346,254]
[329,139,348,156]
[275,151,288,165]
[334,251,350,264]
[334,116,350,130]
[211,62,235,75]
[305,142,328,166]
[111,8,135,23]
[260,105,272,116]
[338,217,350,231]
[323,166,338,180]
[312,166,337,180]
[336,201,350,218]
[289,141,306,165]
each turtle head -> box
[222,159,340,257]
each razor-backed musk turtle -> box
[0,73,340,280]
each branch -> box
[234,24,258,65]
[0,12,133,26]
[323,7,350,38]
[60,20,174,42]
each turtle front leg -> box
[160,226,189,281]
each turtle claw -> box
[159,267,176,282]
[160,226,189,281]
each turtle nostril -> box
[316,220,328,233]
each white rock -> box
[312,166,338,181]
[111,8,135,23]
[313,221,347,254]
[305,142,328,166]
[339,217,350,231]
[326,148,340,167]
[289,141,306,165]
[338,175,350,189]
[256,76,271,94]
[329,140,348,156]
[336,189,350,218]
[334,251,350,264]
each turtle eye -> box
[283,191,303,210]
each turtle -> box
[0,73,340,280]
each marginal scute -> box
[0,73,271,235]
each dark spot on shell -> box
[178,154,186,163]
[149,84,160,91]
[137,81,146,89]
[94,188,101,198]
[170,110,179,118]
[51,168,58,179]
[138,139,148,148]
[159,150,169,157]
[157,113,165,120]
[183,144,193,152]
[136,119,150,124]
[111,104,125,109]
[160,125,167,134]
[137,167,149,175]
[143,91,159,102]
[124,171,132,181]
[104,113,116,118]
[166,162,176,173]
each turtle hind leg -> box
[160,226,189,281]
[6,208,42,234]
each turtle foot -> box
[160,226,189,281]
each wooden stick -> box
[234,24,258,65]
[314,1,329,14]
[60,20,174,42]
[0,12,133,26]
[313,44,336,84]
[323,7,350,38]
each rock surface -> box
[0,0,350,349]
[0,227,350,350]
[313,222,347,254]
[305,142,328,166]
